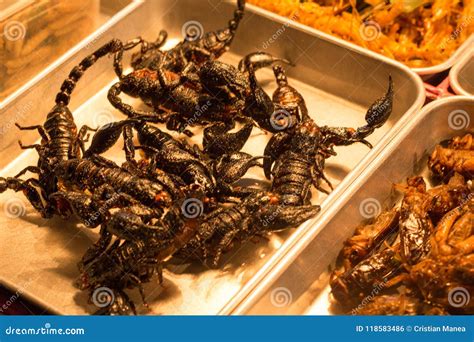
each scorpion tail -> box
[355,75,394,139]
[55,39,123,106]
[229,0,246,34]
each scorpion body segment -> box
[264,70,394,202]
[54,158,175,209]
[131,0,246,73]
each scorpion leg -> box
[123,125,136,164]
[77,125,98,154]
[166,114,193,136]
[113,37,154,79]
[18,141,41,151]
[107,83,158,119]
[79,225,113,271]
[203,120,253,157]
[0,177,52,218]
[14,166,40,178]
[211,226,241,267]
[254,204,321,232]
[14,123,49,141]
[131,30,168,70]
[311,155,333,194]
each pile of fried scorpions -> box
[331,133,474,315]
[0,0,394,314]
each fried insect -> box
[429,133,474,180]
[340,208,399,269]
[264,68,394,204]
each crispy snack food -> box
[330,134,474,315]
[249,0,474,67]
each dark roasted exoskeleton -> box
[176,191,320,266]
[264,69,394,204]
[0,40,124,218]
[129,0,246,73]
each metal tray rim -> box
[450,48,474,96]
[229,95,472,315]
[245,4,474,77]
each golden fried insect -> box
[340,208,399,269]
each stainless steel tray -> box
[233,96,473,315]
[246,4,474,79]
[450,48,474,96]
[0,0,424,315]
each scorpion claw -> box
[214,152,263,184]
[203,121,253,158]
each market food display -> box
[249,0,474,68]
[330,133,474,315]
[0,0,395,315]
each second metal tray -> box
[450,49,474,96]
[0,0,424,315]
[246,3,474,79]
[233,96,473,315]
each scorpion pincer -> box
[85,118,262,202]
